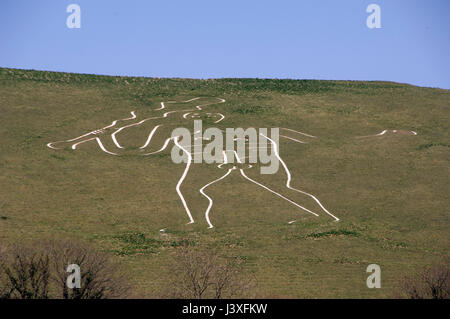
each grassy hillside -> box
[0,67,448,298]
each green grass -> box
[0,67,448,298]
[304,229,360,239]
[417,142,450,150]
[110,231,195,256]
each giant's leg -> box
[260,133,340,222]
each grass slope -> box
[0,67,448,298]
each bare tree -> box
[0,243,9,298]
[46,240,129,299]
[164,245,256,299]
[397,259,449,299]
[0,244,50,299]
[0,239,129,299]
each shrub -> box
[396,259,449,299]
[163,244,256,299]
[0,239,129,299]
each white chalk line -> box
[111,106,225,149]
[233,150,243,163]
[240,169,319,217]
[137,133,198,225]
[111,120,154,149]
[95,138,118,155]
[199,150,247,229]
[200,169,233,229]
[48,97,231,227]
[157,97,204,110]
[173,136,195,224]
[142,137,172,155]
[111,110,191,149]
[182,112,225,124]
[261,133,339,222]
[71,137,118,155]
[140,125,162,149]
[356,129,418,138]
[280,135,308,144]
[156,97,226,111]
[213,113,225,123]
[280,128,316,138]
[232,150,320,218]
[48,97,226,153]
[142,129,203,155]
[123,111,137,120]
[48,97,341,226]
[47,111,137,150]
[71,137,96,150]
[155,98,205,110]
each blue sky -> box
[1,0,449,89]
